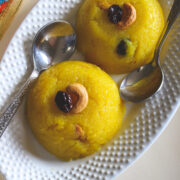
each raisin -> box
[108,5,123,24]
[55,91,73,113]
[117,40,127,55]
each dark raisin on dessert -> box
[108,5,123,24]
[55,91,73,113]
[117,40,127,55]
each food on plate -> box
[76,0,164,74]
[27,61,125,161]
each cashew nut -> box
[66,83,88,113]
[118,3,136,30]
[75,124,85,140]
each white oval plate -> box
[0,0,180,180]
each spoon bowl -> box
[32,21,76,72]
[120,63,164,102]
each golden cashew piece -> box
[118,3,137,30]
[66,83,88,113]
[75,124,86,141]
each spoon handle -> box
[0,70,38,138]
[155,0,180,63]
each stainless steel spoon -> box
[120,0,180,103]
[0,20,76,137]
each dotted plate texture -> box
[0,0,180,180]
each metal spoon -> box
[120,0,180,103]
[0,20,76,137]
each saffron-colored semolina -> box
[76,0,164,73]
[27,61,125,161]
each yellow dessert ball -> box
[76,0,164,74]
[27,61,125,161]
